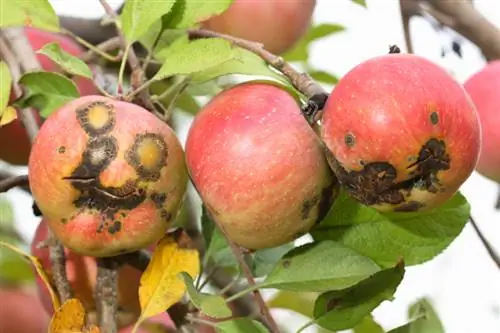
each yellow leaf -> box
[84,325,100,333]
[0,240,60,310]
[0,106,18,126]
[49,298,86,333]
[132,232,200,333]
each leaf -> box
[36,42,93,78]
[308,70,339,85]
[19,71,79,118]
[175,91,200,115]
[0,0,59,31]
[0,235,34,285]
[313,260,405,331]
[164,0,233,29]
[202,207,230,265]
[0,61,12,112]
[153,37,238,81]
[283,23,346,62]
[388,298,444,333]
[0,199,14,229]
[49,298,99,333]
[252,243,295,277]
[353,315,385,333]
[0,240,60,310]
[311,191,470,267]
[0,106,17,126]
[179,272,232,319]
[351,0,368,8]
[260,240,381,292]
[267,290,319,318]
[215,318,269,333]
[120,0,176,43]
[133,233,200,333]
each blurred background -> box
[1,1,500,332]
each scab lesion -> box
[76,100,116,136]
[125,132,168,182]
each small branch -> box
[0,175,28,193]
[98,0,155,111]
[79,36,121,63]
[187,28,326,99]
[399,0,418,53]
[95,258,120,333]
[207,211,280,333]
[495,187,500,210]
[422,0,500,61]
[0,26,73,305]
[469,216,500,269]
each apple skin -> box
[463,61,500,182]
[200,0,317,55]
[31,218,143,328]
[0,288,50,333]
[0,27,100,166]
[320,53,481,212]
[185,82,338,250]
[28,95,189,257]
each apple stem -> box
[96,257,120,333]
[469,216,500,269]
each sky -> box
[2,1,500,332]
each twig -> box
[0,175,28,193]
[187,28,326,99]
[79,36,122,63]
[95,258,119,333]
[0,26,73,304]
[469,216,500,269]
[98,0,155,111]
[495,187,500,210]
[206,211,280,333]
[399,0,417,53]
[421,0,500,61]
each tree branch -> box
[95,258,119,333]
[422,0,500,61]
[0,175,28,193]
[0,26,73,304]
[469,216,500,269]
[399,0,420,53]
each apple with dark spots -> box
[0,27,99,166]
[185,82,338,250]
[28,95,189,257]
[31,219,142,328]
[200,0,316,55]
[463,61,500,182]
[0,288,50,333]
[320,53,481,212]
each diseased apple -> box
[463,61,500,182]
[28,95,189,257]
[320,53,481,212]
[185,82,338,250]
[200,0,316,55]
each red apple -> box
[0,287,50,333]
[320,53,481,212]
[463,61,500,182]
[201,0,317,55]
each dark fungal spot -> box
[57,146,66,154]
[282,259,291,268]
[160,209,172,222]
[344,133,355,147]
[394,201,424,212]
[150,192,167,209]
[125,133,168,182]
[301,196,319,220]
[322,138,450,211]
[108,221,122,234]
[430,111,439,125]
[314,177,340,225]
[61,218,68,224]
[76,100,116,136]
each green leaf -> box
[153,37,238,81]
[283,23,346,62]
[36,42,93,79]
[308,70,338,85]
[0,198,15,230]
[311,191,470,267]
[261,240,381,292]
[164,0,233,29]
[351,0,368,8]
[19,71,79,118]
[0,235,34,285]
[179,272,232,319]
[353,315,385,333]
[120,0,176,43]
[387,298,444,333]
[0,0,59,31]
[189,47,290,86]
[0,61,12,111]
[313,260,405,331]
[215,318,269,333]
[174,91,200,115]
[267,290,318,318]
[252,243,294,277]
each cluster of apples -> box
[3,0,500,331]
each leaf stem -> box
[469,216,500,269]
[62,29,122,62]
[117,44,130,95]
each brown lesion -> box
[76,100,116,136]
[125,133,168,182]
[323,138,451,212]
